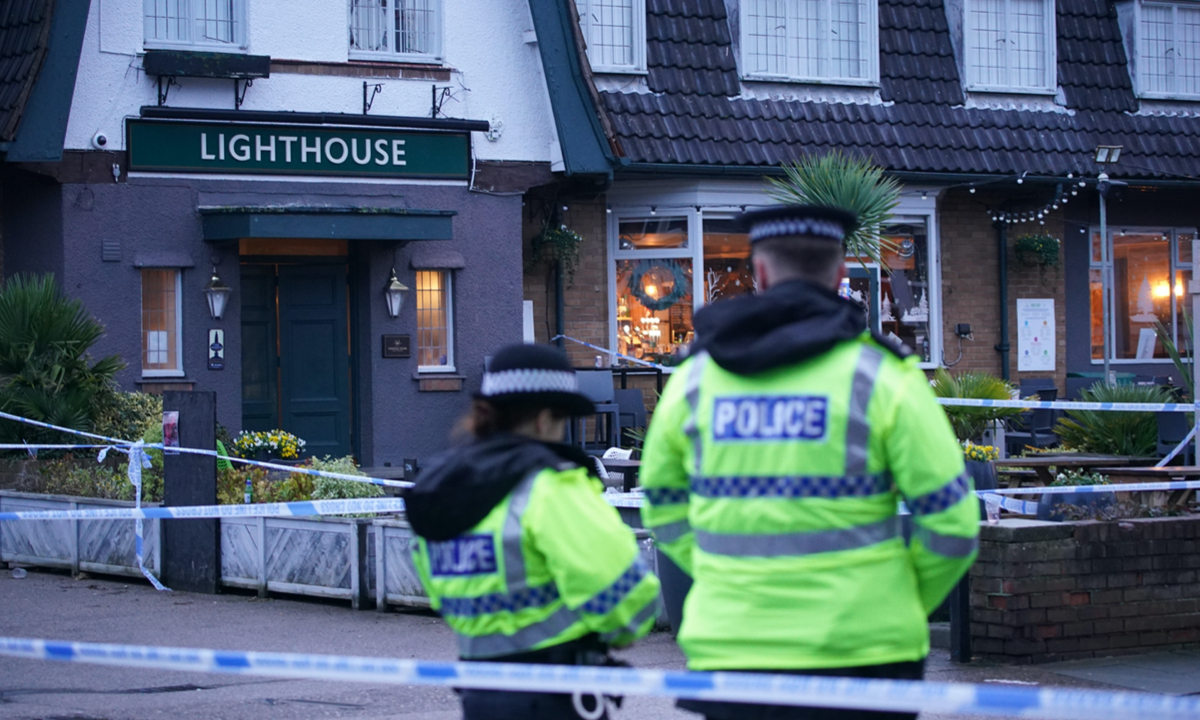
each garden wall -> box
[970,517,1200,663]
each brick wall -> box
[970,518,1200,663]
[939,188,1068,391]
[522,191,609,368]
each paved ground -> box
[0,567,1175,720]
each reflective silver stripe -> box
[845,346,884,476]
[456,604,581,659]
[914,526,979,558]
[681,351,709,480]
[501,471,539,594]
[694,516,901,558]
[600,595,663,643]
[650,519,691,544]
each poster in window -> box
[1017,299,1055,372]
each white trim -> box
[417,270,455,373]
[1135,0,1200,100]
[141,269,184,377]
[963,0,1057,94]
[143,0,247,51]
[740,0,880,85]
[578,0,647,74]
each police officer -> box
[639,205,980,720]
[406,343,661,720]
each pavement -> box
[0,567,1193,720]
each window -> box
[615,217,693,361]
[964,0,1055,93]
[349,0,442,62]
[1090,229,1194,361]
[144,0,245,49]
[578,0,646,73]
[868,223,933,363]
[741,0,879,84]
[416,270,454,371]
[1138,2,1200,98]
[142,269,183,376]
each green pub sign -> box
[126,120,470,179]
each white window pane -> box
[793,0,822,79]
[1010,0,1047,88]
[142,269,180,373]
[350,0,389,52]
[969,0,1006,86]
[1178,6,1200,94]
[416,271,452,368]
[747,0,788,74]
[397,0,437,55]
[831,0,867,78]
[1141,5,1173,94]
[586,0,635,68]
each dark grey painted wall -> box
[16,173,523,464]
[1064,187,1199,389]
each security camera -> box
[92,131,108,149]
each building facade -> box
[528,0,1200,399]
[3,0,567,464]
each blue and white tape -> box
[984,480,1200,496]
[936,398,1198,412]
[551,334,668,370]
[0,497,406,522]
[1,636,1198,719]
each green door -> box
[241,262,352,458]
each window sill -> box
[966,86,1057,97]
[590,66,648,76]
[142,43,248,55]
[347,53,444,66]
[273,58,452,80]
[412,372,465,392]
[137,377,196,394]
[742,75,880,89]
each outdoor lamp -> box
[203,268,232,320]
[384,268,409,318]
[1094,145,1123,164]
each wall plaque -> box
[383,334,411,358]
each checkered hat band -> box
[749,218,844,243]
[480,369,578,396]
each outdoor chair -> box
[568,370,620,451]
[1006,383,1058,456]
[613,388,648,446]
[1157,412,1196,465]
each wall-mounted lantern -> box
[384,267,409,318]
[204,268,232,320]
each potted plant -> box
[1037,470,1112,521]
[1014,234,1060,269]
[930,369,1024,443]
[527,225,584,283]
[231,429,307,464]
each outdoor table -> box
[993,454,1134,486]
[600,457,641,492]
[1089,466,1200,509]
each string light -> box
[650,206,657,215]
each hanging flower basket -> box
[1014,235,1060,268]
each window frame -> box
[347,0,444,65]
[143,0,247,52]
[141,268,185,378]
[963,0,1057,94]
[739,0,881,86]
[577,0,648,74]
[606,202,945,370]
[416,269,456,373]
[1088,226,1196,364]
[1135,0,1200,100]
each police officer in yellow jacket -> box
[640,205,979,720]
[406,343,661,720]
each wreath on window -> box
[629,259,690,312]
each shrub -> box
[309,456,384,501]
[92,391,162,444]
[931,369,1024,442]
[1054,383,1169,457]
[0,274,123,443]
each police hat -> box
[738,204,859,244]
[476,344,596,417]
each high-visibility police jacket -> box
[640,334,979,671]
[412,463,662,660]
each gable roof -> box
[591,0,1200,182]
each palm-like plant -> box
[766,151,902,269]
[930,368,1025,442]
[0,274,124,441]
[1054,384,1170,457]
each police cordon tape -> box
[935,397,1197,412]
[551,335,669,370]
[0,497,408,522]
[2,637,1199,720]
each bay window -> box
[1090,228,1195,361]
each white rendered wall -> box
[67,0,558,164]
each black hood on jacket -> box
[691,279,869,375]
[403,434,596,541]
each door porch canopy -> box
[199,206,455,242]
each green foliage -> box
[30,454,160,503]
[92,391,162,443]
[1153,306,1193,401]
[930,368,1024,442]
[1050,470,1108,487]
[1014,235,1061,268]
[309,456,384,501]
[766,151,902,270]
[217,465,315,505]
[0,274,124,442]
[528,226,585,282]
[1054,383,1170,457]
